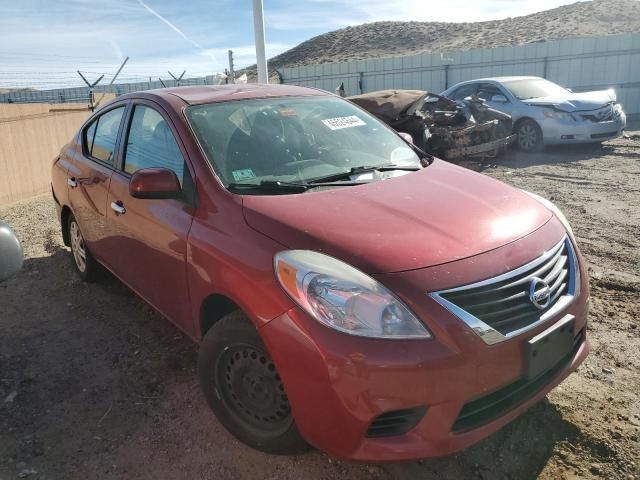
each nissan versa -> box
[51,84,589,461]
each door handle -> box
[110,201,126,215]
[67,177,77,188]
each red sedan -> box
[51,84,589,461]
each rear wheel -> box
[67,214,100,282]
[516,119,543,152]
[198,311,309,454]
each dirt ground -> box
[1,134,638,480]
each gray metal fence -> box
[280,33,640,115]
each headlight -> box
[613,103,623,115]
[543,110,574,121]
[274,250,431,339]
[522,190,574,237]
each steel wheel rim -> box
[70,221,87,272]
[518,124,538,150]
[216,346,292,435]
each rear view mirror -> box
[129,168,182,199]
[491,94,508,103]
[0,223,23,282]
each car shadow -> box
[383,398,615,479]
[1,246,199,472]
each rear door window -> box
[123,105,185,185]
[84,106,125,165]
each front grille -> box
[580,105,614,122]
[435,236,577,339]
[366,406,427,438]
[451,328,584,433]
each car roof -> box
[118,83,330,106]
[456,76,541,84]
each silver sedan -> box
[442,76,627,151]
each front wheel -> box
[516,119,543,152]
[198,311,309,454]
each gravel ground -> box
[0,135,638,480]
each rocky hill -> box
[245,0,640,78]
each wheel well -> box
[200,294,241,338]
[513,117,538,133]
[61,206,72,247]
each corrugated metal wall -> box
[280,33,640,114]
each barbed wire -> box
[0,50,261,99]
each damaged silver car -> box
[442,76,627,151]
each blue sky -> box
[0,0,577,89]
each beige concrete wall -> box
[0,97,115,206]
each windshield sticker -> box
[321,115,366,130]
[232,169,256,181]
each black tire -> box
[516,119,544,152]
[198,310,309,454]
[67,213,100,282]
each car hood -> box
[524,89,616,112]
[242,160,553,274]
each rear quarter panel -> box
[51,133,81,213]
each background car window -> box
[87,107,125,165]
[449,84,477,101]
[476,83,505,101]
[124,105,185,184]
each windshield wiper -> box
[228,180,310,193]
[307,164,421,184]
[228,179,367,194]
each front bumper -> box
[259,219,590,462]
[541,112,626,144]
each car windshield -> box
[186,95,420,190]
[502,78,570,100]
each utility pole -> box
[77,71,104,111]
[252,0,268,84]
[228,50,235,84]
[94,56,129,108]
[168,70,186,87]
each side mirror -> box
[491,94,508,103]
[0,223,24,282]
[398,132,414,145]
[129,168,182,199]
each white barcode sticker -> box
[321,115,366,130]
